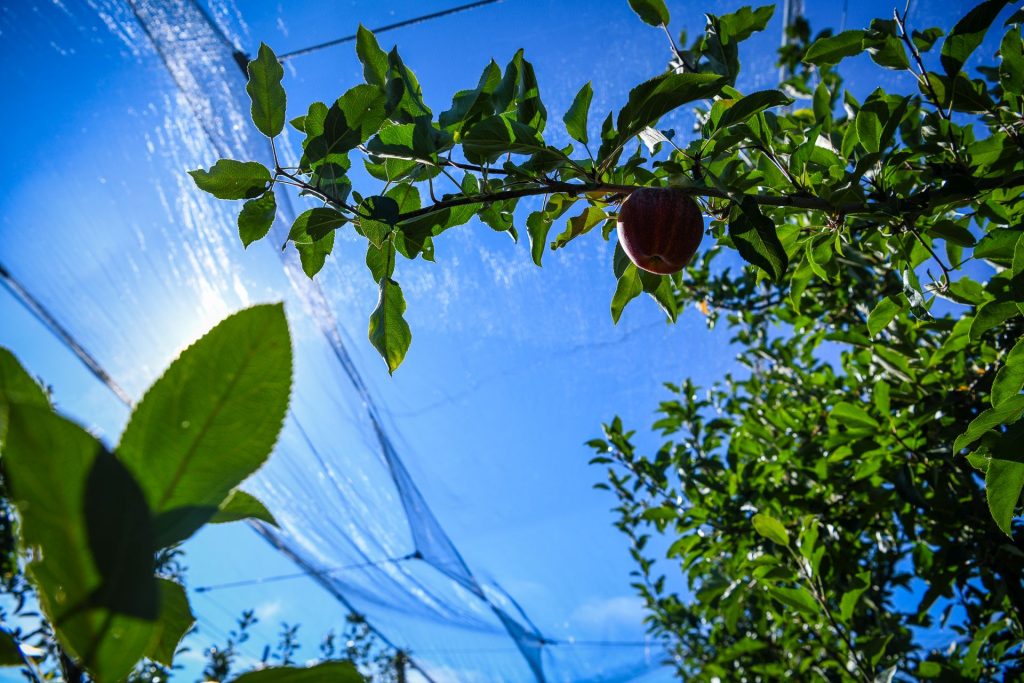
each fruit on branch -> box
[616,187,704,275]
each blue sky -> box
[0,0,999,681]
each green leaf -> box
[384,48,432,123]
[368,278,412,374]
[830,402,880,430]
[238,191,277,248]
[767,586,818,616]
[0,629,20,666]
[527,211,553,267]
[803,30,867,65]
[0,347,49,414]
[752,513,790,546]
[365,240,396,282]
[230,661,366,683]
[3,405,157,681]
[246,43,286,138]
[461,113,553,163]
[941,0,1010,77]
[117,304,292,548]
[987,441,1024,536]
[289,207,347,244]
[930,220,976,247]
[728,196,787,282]
[611,261,643,324]
[296,232,335,278]
[868,295,902,337]
[146,579,194,667]
[563,82,593,145]
[992,336,1024,407]
[616,72,726,143]
[210,489,278,527]
[1000,27,1024,95]
[970,300,1020,341]
[627,0,669,26]
[864,20,910,70]
[552,206,607,249]
[716,90,792,131]
[912,28,944,53]
[356,26,388,87]
[304,85,387,170]
[840,571,872,621]
[954,394,1024,452]
[718,5,775,43]
[974,228,1022,265]
[856,100,884,153]
[189,160,271,200]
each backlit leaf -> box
[246,43,286,138]
[117,304,292,547]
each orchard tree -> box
[190,0,1024,679]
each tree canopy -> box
[183,0,1023,678]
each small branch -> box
[904,219,951,292]
[661,23,694,72]
[785,546,875,683]
[893,9,967,167]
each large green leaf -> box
[941,0,1010,77]
[627,0,669,27]
[0,347,49,438]
[117,304,292,548]
[616,72,726,144]
[246,43,286,138]
[3,405,157,682]
[715,90,792,131]
[803,30,867,65]
[461,113,553,163]
[304,85,387,170]
[210,489,278,527]
[230,661,366,683]
[356,26,388,87]
[987,458,1024,537]
[867,295,903,337]
[146,579,194,667]
[728,197,788,282]
[985,423,1024,536]
[954,394,1024,452]
[368,278,412,374]
[991,336,1024,406]
[189,160,271,200]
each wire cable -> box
[194,552,420,593]
[277,0,502,61]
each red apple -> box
[616,187,704,275]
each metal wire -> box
[277,0,502,61]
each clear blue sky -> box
[0,1,990,681]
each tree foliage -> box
[188,0,1024,678]
[582,1,1024,680]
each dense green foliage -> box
[192,0,1024,678]
[183,0,1021,678]
[582,0,1024,680]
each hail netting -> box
[0,0,685,680]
